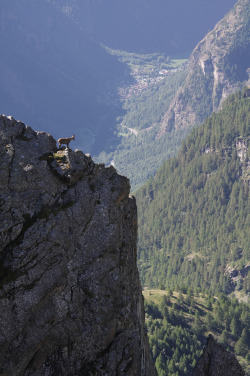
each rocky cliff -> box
[158,0,250,137]
[0,115,156,376]
[192,335,245,376]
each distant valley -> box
[95,0,250,191]
[0,0,239,161]
[0,1,250,375]
[0,0,131,154]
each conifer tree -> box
[235,328,248,356]
[230,316,241,337]
[205,311,214,330]
[220,330,228,346]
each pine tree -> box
[230,316,241,337]
[177,291,183,304]
[235,328,248,356]
[205,311,214,330]
[160,295,169,319]
[220,330,228,346]
[193,310,203,335]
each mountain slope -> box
[144,290,249,375]
[158,0,250,137]
[95,63,189,191]
[0,0,130,154]
[136,90,250,295]
[96,0,250,191]
[52,0,236,54]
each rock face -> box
[192,335,245,376]
[0,115,156,376]
[158,0,250,137]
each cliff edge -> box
[0,115,156,376]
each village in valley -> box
[104,46,188,101]
[118,57,188,101]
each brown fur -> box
[58,134,75,148]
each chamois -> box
[58,134,75,149]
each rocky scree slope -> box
[158,0,250,137]
[0,115,156,376]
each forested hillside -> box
[95,0,250,191]
[144,289,250,375]
[95,52,189,191]
[136,90,250,296]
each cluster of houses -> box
[118,67,177,101]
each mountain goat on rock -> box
[58,134,75,149]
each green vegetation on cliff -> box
[136,90,250,294]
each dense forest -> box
[144,289,250,375]
[136,90,250,295]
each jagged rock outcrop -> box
[158,0,250,137]
[0,115,156,376]
[192,335,245,376]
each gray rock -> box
[0,115,156,376]
[192,335,245,376]
[158,0,250,137]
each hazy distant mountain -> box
[0,0,244,158]
[95,0,250,191]
[52,0,236,54]
[0,0,130,153]
[158,0,250,137]
[0,0,239,156]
